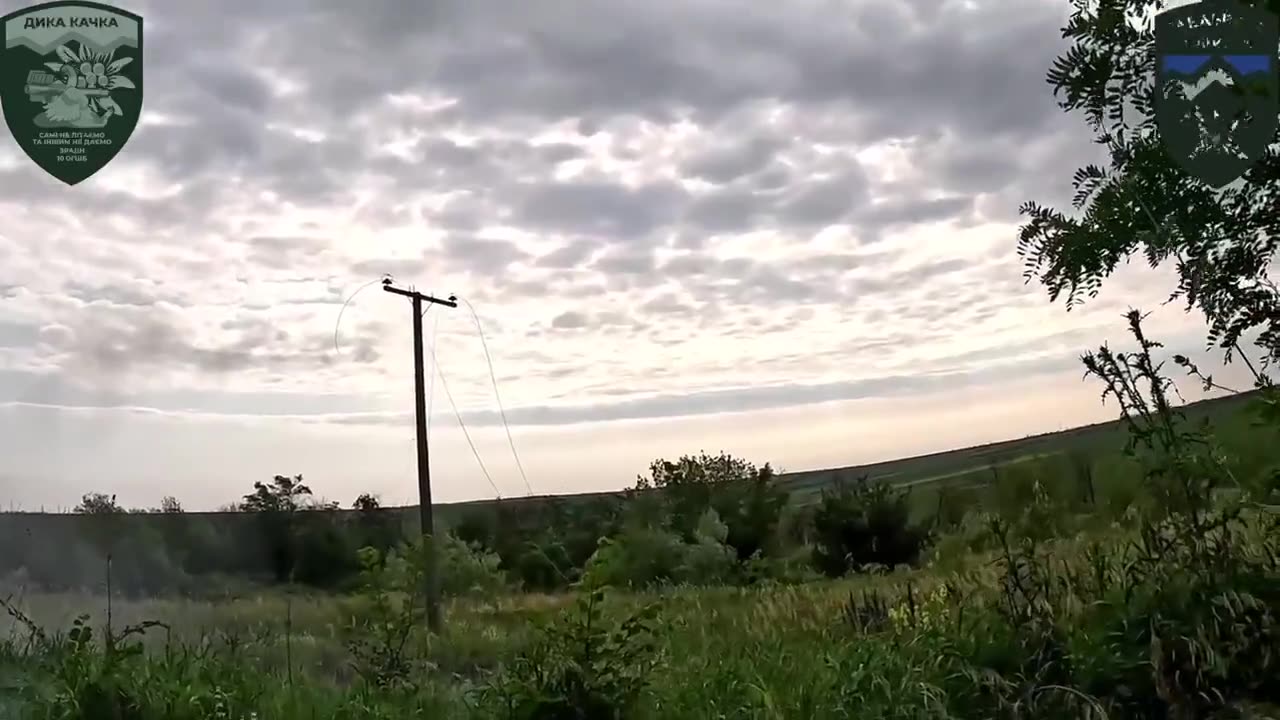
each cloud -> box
[513,179,689,240]
[682,137,787,184]
[535,238,602,269]
[551,311,589,330]
[0,0,1225,510]
[441,236,530,274]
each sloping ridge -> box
[430,389,1263,516]
[6,32,137,58]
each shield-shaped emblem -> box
[0,1,142,186]
[1154,0,1278,188]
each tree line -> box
[0,452,940,597]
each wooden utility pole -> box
[382,278,457,632]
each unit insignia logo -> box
[0,1,142,185]
[1153,0,1278,188]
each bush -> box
[580,528,687,590]
[1093,457,1146,523]
[692,507,728,545]
[344,544,433,689]
[928,484,981,533]
[292,516,359,589]
[579,513,745,590]
[480,589,661,720]
[810,476,929,577]
[437,533,509,598]
[634,452,789,561]
[509,539,574,592]
[743,545,823,585]
[925,511,998,572]
[674,537,740,586]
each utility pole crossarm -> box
[381,280,458,308]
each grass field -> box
[0,564,984,717]
[3,510,1277,718]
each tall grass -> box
[2,507,1277,718]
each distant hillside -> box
[431,388,1264,521]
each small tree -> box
[436,533,508,597]
[634,451,788,561]
[353,493,380,512]
[718,468,789,561]
[75,492,122,514]
[241,474,313,514]
[351,492,402,561]
[811,476,929,577]
[74,492,125,558]
[241,474,314,582]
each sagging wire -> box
[457,296,534,497]
[422,303,502,500]
[333,276,388,355]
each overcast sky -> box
[0,0,1259,512]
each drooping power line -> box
[458,296,534,496]
[333,276,387,355]
[421,306,502,500]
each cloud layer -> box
[0,0,1243,508]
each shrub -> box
[743,545,823,585]
[350,494,404,559]
[437,533,509,598]
[344,545,432,689]
[634,452,789,561]
[925,510,998,572]
[810,475,929,577]
[292,515,359,589]
[580,528,687,590]
[929,484,980,532]
[692,508,728,545]
[480,589,661,720]
[241,474,316,583]
[674,537,740,586]
[510,539,574,592]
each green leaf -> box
[109,76,135,90]
[55,45,77,63]
[106,57,132,73]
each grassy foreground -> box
[2,501,1278,719]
